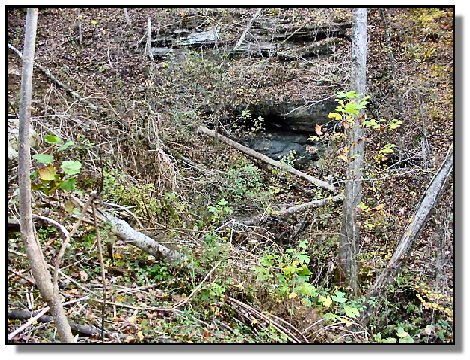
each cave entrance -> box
[233,98,337,168]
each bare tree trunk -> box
[17,8,75,343]
[146,17,154,61]
[123,8,131,26]
[339,8,368,296]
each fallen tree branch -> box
[197,126,335,192]
[362,145,453,324]
[239,194,343,226]
[70,195,186,264]
[8,43,101,112]
[8,215,69,239]
[275,194,344,217]
[8,307,50,341]
[103,212,186,263]
[9,308,117,340]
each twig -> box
[92,200,107,342]
[123,8,131,26]
[233,8,262,51]
[32,214,70,239]
[53,193,96,294]
[8,297,89,341]
[8,306,50,340]
[275,194,343,217]
[173,260,222,309]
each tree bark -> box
[17,8,75,343]
[339,8,368,296]
[198,126,335,192]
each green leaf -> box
[328,112,342,120]
[58,141,75,151]
[61,161,82,176]
[323,313,338,321]
[344,305,360,318]
[297,265,312,276]
[332,291,347,303]
[345,90,358,99]
[379,143,396,154]
[344,101,360,115]
[44,134,63,144]
[59,178,76,191]
[389,119,403,130]
[297,253,310,264]
[38,165,57,181]
[382,337,397,343]
[32,154,54,165]
[357,202,369,211]
[319,295,332,308]
[297,283,317,297]
[437,330,445,342]
[64,200,76,213]
[299,240,308,250]
[396,327,409,338]
[398,336,414,343]
[218,198,229,206]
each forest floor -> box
[7,7,454,343]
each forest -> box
[7,7,454,344]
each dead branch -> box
[233,8,263,51]
[197,126,335,192]
[70,195,186,265]
[239,194,343,226]
[275,194,344,217]
[363,145,453,323]
[8,215,69,239]
[9,308,110,339]
[146,17,154,61]
[92,201,107,341]
[104,212,186,263]
[226,296,307,343]
[8,43,101,112]
[123,8,131,26]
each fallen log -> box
[8,309,102,338]
[8,309,177,342]
[362,145,453,324]
[102,212,186,264]
[70,196,186,265]
[197,126,335,192]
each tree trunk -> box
[17,8,75,343]
[339,8,368,296]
